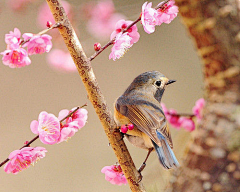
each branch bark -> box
[167,0,240,191]
[45,0,145,191]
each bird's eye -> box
[155,80,161,87]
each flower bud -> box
[120,125,128,133]
[94,42,101,51]
[46,21,53,28]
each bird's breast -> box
[114,107,131,125]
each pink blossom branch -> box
[0,104,86,168]
[88,17,141,61]
[20,22,61,47]
[89,40,115,61]
[89,0,170,61]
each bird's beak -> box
[166,79,176,85]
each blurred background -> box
[0,0,203,191]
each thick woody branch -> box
[45,0,145,191]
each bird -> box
[114,71,179,170]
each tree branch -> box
[45,0,145,191]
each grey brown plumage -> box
[114,71,179,169]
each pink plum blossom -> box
[157,0,178,24]
[166,109,181,128]
[161,103,181,128]
[109,32,132,61]
[4,147,47,174]
[5,28,21,49]
[65,108,88,129]
[179,117,195,132]
[86,0,126,39]
[47,49,77,72]
[141,2,158,34]
[37,1,72,29]
[57,107,88,143]
[57,127,78,143]
[110,19,140,45]
[192,98,205,121]
[101,165,127,185]
[31,147,47,161]
[30,108,87,144]
[22,33,52,55]
[1,48,31,68]
[161,103,195,131]
[30,111,61,145]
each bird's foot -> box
[137,163,146,183]
[117,128,125,142]
[112,127,125,143]
[137,172,143,183]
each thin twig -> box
[89,40,114,61]
[20,22,61,47]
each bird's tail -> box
[152,131,179,169]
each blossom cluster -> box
[2,1,178,70]
[31,107,88,144]
[161,98,205,132]
[142,1,178,34]
[4,107,88,174]
[1,28,52,68]
[4,147,47,174]
[108,0,178,60]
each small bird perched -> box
[114,71,179,170]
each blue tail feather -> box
[153,131,179,169]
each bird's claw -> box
[117,131,125,142]
[137,162,146,183]
[137,172,143,183]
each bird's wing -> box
[115,98,173,148]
